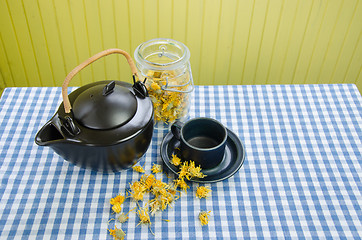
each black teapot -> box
[35,49,154,172]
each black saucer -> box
[160,128,245,183]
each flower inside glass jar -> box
[146,69,191,124]
[134,38,194,128]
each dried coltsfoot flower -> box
[170,154,181,166]
[148,178,179,215]
[174,178,190,192]
[129,181,147,201]
[117,212,129,223]
[136,204,155,235]
[178,161,190,179]
[150,179,167,195]
[108,226,126,240]
[151,164,162,174]
[110,194,126,214]
[110,194,125,206]
[116,207,136,223]
[140,174,156,190]
[173,160,207,193]
[185,161,206,180]
[132,165,145,173]
[145,69,190,124]
[137,205,151,226]
[199,210,211,226]
[196,186,211,199]
[112,203,122,214]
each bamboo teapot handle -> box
[61,49,138,114]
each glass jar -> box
[134,38,194,129]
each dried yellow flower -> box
[174,178,189,192]
[151,179,167,195]
[178,161,189,179]
[149,198,162,214]
[129,181,147,201]
[117,212,129,223]
[148,177,179,215]
[170,154,181,166]
[133,165,145,173]
[108,226,126,240]
[136,206,151,226]
[187,161,206,179]
[178,160,206,180]
[116,207,136,223]
[196,186,211,199]
[150,82,161,91]
[112,203,122,213]
[151,164,162,174]
[136,204,155,235]
[145,69,191,124]
[110,195,125,206]
[142,174,155,190]
[199,211,211,226]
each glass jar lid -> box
[134,38,190,71]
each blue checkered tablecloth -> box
[0,85,361,239]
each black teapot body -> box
[35,49,154,172]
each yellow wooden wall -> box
[1,0,361,94]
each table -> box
[0,85,361,239]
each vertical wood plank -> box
[22,0,54,86]
[323,0,359,84]
[185,0,204,85]
[52,0,81,86]
[254,0,283,85]
[68,0,93,85]
[292,1,327,84]
[0,35,13,87]
[0,71,5,91]
[159,0,173,38]
[5,0,41,86]
[228,0,254,85]
[331,0,362,84]
[143,0,159,40]
[213,0,238,85]
[304,1,344,84]
[198,0,220,85]
[242,0,269,85]
[0,5,23,87]
[315,0,358,84]
[37,0,67,87]
[114,0,133,83]
[84,0,106,84]
[0,37,6,91]
[99,0,119,81]
[278,0,313,85]
[355,68,362,94]
[128,0,145,52]
[266,0,300,84]
[343,32,361,84]
[172,0,187,43]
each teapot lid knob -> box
[103,81,116,96]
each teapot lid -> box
[72,81,137,130]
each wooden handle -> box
[62,48,138,113]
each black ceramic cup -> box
[171,117,228,169]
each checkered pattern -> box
[0,85,361,239]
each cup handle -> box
[171,121,184,140]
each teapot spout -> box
[35,122,64,146]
